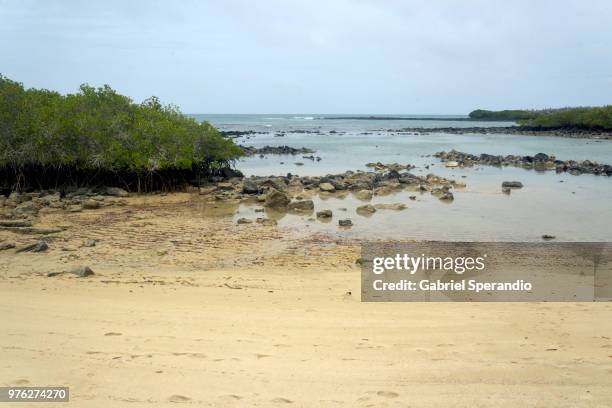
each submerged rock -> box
[256,218,277,226]
[356,204,376,215]
[288,200,314,212]
[374,203,407,210]
[338,219,353,227]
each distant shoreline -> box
[389,126,612,140]
[323,116,489,121]
[221,126,612,140]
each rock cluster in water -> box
[434,150,612,176]
[240,145,316,156]
[199,163,463,225]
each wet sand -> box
[1,194,611,407]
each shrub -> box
[0,75,242,191]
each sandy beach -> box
[2,194,611,407]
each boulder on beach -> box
[338,219,353,227]
[237,218,253,224]
[242,179,260,194]
[16,241,49,253]
[319,182,335,192]
[264,189,290,209]
[70,266,95,277]
[288,200,314,212]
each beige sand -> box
[1,194,611,407]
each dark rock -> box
[541,234,556,240]
[439,192,454,201]
[502,181,523,188]
[237,218,253,224]
[220,167,244,179]
[16,241,49,253]
[338,219,353,227]
[241,145,315,156]
[316,209,332,218]
[242,180,260,194]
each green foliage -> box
[468,109,538,121]
[519,106,612,130]
[469,106,612,130]
[0,75,242,176]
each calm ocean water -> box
[190,114,612,241]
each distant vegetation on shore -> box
[468,109,538,121]
[0,75,242,192]
[469,106,612,130]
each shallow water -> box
[195,114,612,241]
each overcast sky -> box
[1,0,611,114]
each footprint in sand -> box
[376,391,399,398]
[220,394,242,400]
[271,397,293,404]
[168,394,191,403]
